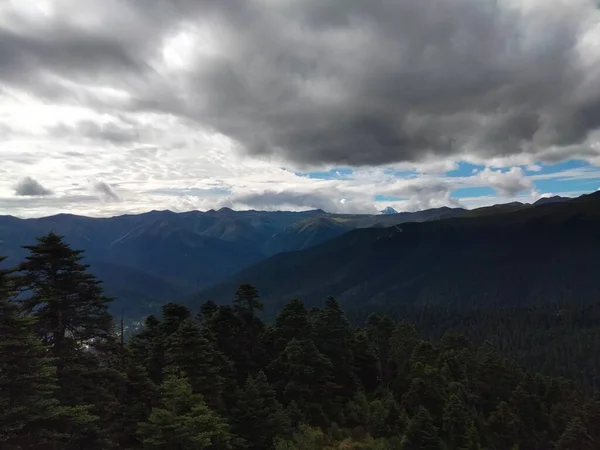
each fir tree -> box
[313,297,358,399]
[366,314,395,385]
[129,315,164,385]
[164,318,230,410]
[199,300,219,323]
[15,233,113,353]
[352,328,380,392]
[159,302,191,336]
[554,417,594,450]
[108,347,157,449]
[14,234,115,449]
[233,284,266,378]
[270,338,336,427]
[401,406,444,450]
[138,373,233,449]
[442,394,480,450]
[272,298,312,353]
[0,261,63,449]
[233,371,290,449]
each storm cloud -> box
[2,0,600,171]
[14,177,53,196]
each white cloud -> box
[474,167,534,197]
[0,1,598,218]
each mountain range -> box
[1,193,587,320]
[0,204,466,318]
[192,192,599,317]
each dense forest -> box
[2,233,599,449]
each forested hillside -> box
[1,233,599,449]
[0,206,464,320]
[197,191,600,316]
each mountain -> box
[0,205,465,319]
[534,195,571,205]
[193,192,600,317]
[263,216,352,255]
[379,206,398,214]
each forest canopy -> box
[1,233,598,449]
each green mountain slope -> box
[193,192,600,316]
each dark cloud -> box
[2,0,600,166]
[50,120,139,144]
[14,177,53,196]
[234,189,366,213]
[91,181,120,202]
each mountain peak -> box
[379,206,398,215]
[534,195,569,206]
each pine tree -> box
[203,304,247,383]
[233,371,290,449]
[352,328,380,392]
[270,338,336,427]
[486,401,519,449]
[442,394,480,450]
[16,233,114,355]
[272,298,312,353]
[138,373,233,449]
[160,302,191,336]
[108,346,157,449]
[233,284,263,319]
[164,318,230,410]
[401,406,444,450]
[14,234,116,449]
[233,284,266,379]
[129,315,164,385]
[313,297,358,401]
[366,314,395,385]
[0,261,63,449]
[199,300,219,323]
[554,417,594,450]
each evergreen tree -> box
[272,298,312,353]
[486,401,519,449]
[366,314,395,385]
[233,371,290,449]
[14,234,116,449]
[554,417,594,450]
[109,347,157,449]
[138,373,233,449]
[0,261,63,449]
[164,318,230,410]
[233,284,263,320]
[352,328,380,392]
[203,305,247,383]
[313,297,358,400]
[15,233,113,353]
[401,407,444,450]
[160,302,191,336]
[442,394,480,450]
[199,300,219,323]
[129,315,164,385]
[270,338,336,427]
[233,284,266,379]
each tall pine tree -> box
[14,233,116,449]
[0,260,62,449]
[233,371,290,449]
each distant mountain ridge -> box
[0,193,589,320]
[0,205,465,319]
[192,191,600,318]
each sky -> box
[1,0,600,218]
